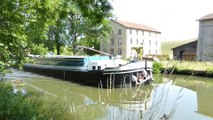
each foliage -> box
[0,82,40,120]
[46,0,113,55]
[153,62,163,74]
[132,47,143,60]
[206,68,213,77]
[0,0,113,75]
[0,0,60,74]
[0,81,76,120]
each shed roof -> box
[171,40,197,50]
[112,19,161,33]
[198,13,213,21]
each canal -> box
[4,69,213,120]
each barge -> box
[23,55,153,88]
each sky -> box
[111,0,213,41]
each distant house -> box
[171,40,197,61]
[100,19,161,58]
[197,13,213,61]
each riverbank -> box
[160,60,213,77]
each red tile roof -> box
[112,19,161,33]
[199,13,213,21]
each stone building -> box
[100,20,161,58]
[197,13,213,61]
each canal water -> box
[4,69,213,120]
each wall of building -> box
[100,21,127,57]
[126,29,161,58]
[197,20,213,61]
[100,21,161,59]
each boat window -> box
[98,66,101,70]
[92,66,96,70]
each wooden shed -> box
[171,40,197,61]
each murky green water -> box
[5,70,213,120]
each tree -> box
[132,47,143,60]
[0,0,60,75]
[46,0,113,55]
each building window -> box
[155,41,158,46]
[136,30,138,35]
[103,49,107,53]
[110,49,114,55]
[149,40,151,46]
[130,38,133,44]
[141,39,144,45]
[118,29,121,35]
[155,50,157,55]
[149,49,151,54]
[155,33,158,37]
[110,38,114,45]
[130,29,132,34]
[118,37,122,45]
[118,48,122,55]
[136,39,139,44]
[142,31,144,36]
[149,32,151,36]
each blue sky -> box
[111,0,213,41]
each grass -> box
[161,60,213,71]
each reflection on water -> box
[4,70,213,120]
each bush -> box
[153,62,163,74]
[0,81,73,120]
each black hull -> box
[23,65,142,88]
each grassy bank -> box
[160,60,213,77]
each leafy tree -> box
[0,0,60,75]
[46,0,113,55]
[132,47,143,60]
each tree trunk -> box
[56,32,61,55]
[72,36,77,55]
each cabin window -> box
[92,66,96,70]
[118,48,122,55]
[118,29,121,35]
[118,37,122,45]
[98,66,101,70]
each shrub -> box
[0,81,73,120]
[153,62,163,74]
